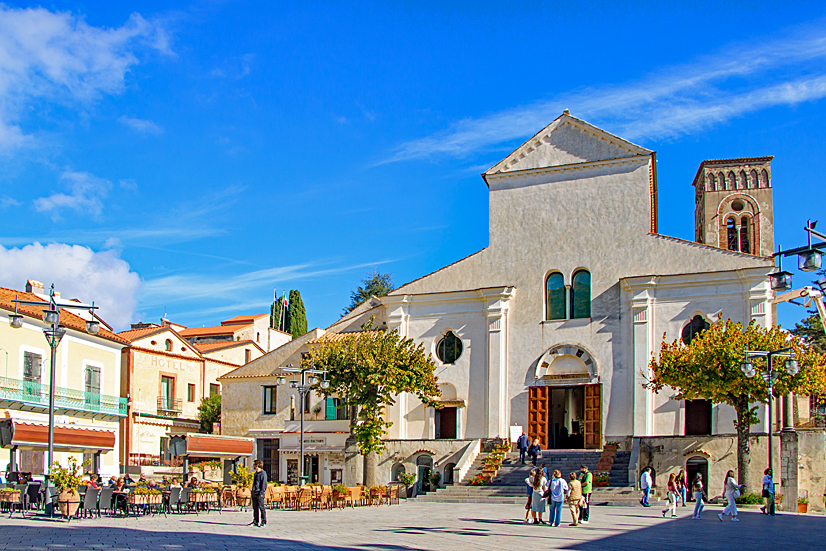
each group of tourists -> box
[523,464,592,527]
[639,466,776,521]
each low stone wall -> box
[638,430,825,513]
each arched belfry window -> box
[570,270,591,319]
[545,272,565,321]
[726,218,737,251]
[739,217,751,254]
[436,331,463,364]
[164,339,173,352]
[682,315,710,345]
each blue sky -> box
[1,1,825,332]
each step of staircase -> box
[415,450,641,506]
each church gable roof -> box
[484,112,652,178]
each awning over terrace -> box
[169,433,253,458]
[0,418,116,453]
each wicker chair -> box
[296,487,314,511]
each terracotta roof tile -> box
[307,331,383,344]
[0,286,127,345]
[118,326,172,342]
[179,324,251,337]
[221,314,268,326]
[194,340,261,353]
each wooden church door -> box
[583,384,602,449]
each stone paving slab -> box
[0,502,821,551]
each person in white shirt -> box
[547,470,569,527]
[718,470,742,522]
[529,469,548,525]
[640,467,653,507]
[760,468,775,516]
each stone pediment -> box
[485,112,651,176]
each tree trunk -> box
[362,451,377,487]
[735,396,752,492]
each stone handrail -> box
[452,439,481,484]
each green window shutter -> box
[326,397,336,420]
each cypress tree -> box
[270,299,280,330]
[287,290,307,339]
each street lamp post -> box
[275,365,329,485]
[740,348,798,474]
[9,285,99,477]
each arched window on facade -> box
[436,331,463,364]
[545,272,565,320]
[739,170,747,190]
[718,171,726,190]
[750,169,759,188]
[164,339,172,352]
[682,315,710,345]
[761,169,769,187]
[727,171,736,190]
[707,173,716,191]
[726,218,738,251]
[570,270,591,319]
[739,217,751,254]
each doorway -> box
[259,438,279,483]
[685,456,709,501]
[303,455,320,483]
[436,407,457,439]
[529,384,601,449]
[416,455,433,494]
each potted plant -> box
[798,495,809,514]
[593,472,611,487]
[191,486,218,503]
[429,471,442,490]
[232,465,254,507]
[468,474,490,486]
[50,456,88,519]
[397,472,415,498]
[130,484,163,506]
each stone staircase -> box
[416,450,645,506]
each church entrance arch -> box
[529,344,601,449]
[685,456,709,502]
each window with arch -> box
[570,270,591,319]
[164,339,173,352]
[717,171,726,190]
[727,171,736,190]
[545,272,565,321]
[750,169,759,188]
[739,217,751,254]
[682,315,710,344]
[761,169,769,187]
[436,331,463,364]
[739,170,747,189]
[707,173,716,190]
[726,218,737,251]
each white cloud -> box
[1,195,21,208]
[117,115,163,134]
[33,170,112,220]
[0,6,170,149]
[0,242,141,330]
[383,29,826,162]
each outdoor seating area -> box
[265,484,401,511]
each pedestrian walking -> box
[760,468,776,516]
[579,465,592,524]
[677,469,687,507]
[640,467,653,507]
[546,469,569,527]
[567,472,583,526]
[524,469,536,523]
[662,473,678,518]
[249,459,267,527]
[691,474,706,519]
[517,433,530,464]
[528,439,542,466]
[718,470,742,522]
[530,468,548,525]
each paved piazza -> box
[0,502,822,551]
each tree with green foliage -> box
[270,299,281,331]
[793,314,826,355]
[306,319,440,486]
[287,290,307,338]
[344,270,393,314]
[647,318,826,491]
[198,393,221,434]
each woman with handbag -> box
[691,474,706,519]
[676,469,687,506]
[546,470,568,527]
[760,468,775,516]
[661,473,679,518]
[529,468,548,525]
[718,470,742,522]
[567,472,583,526]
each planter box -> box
[798,503,808,513]
[192,492,217,503]
[594,480,610,487]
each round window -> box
[731,199,744,211]
[436,331,463,364]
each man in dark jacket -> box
[249,460,267,527]
[516,433,529,464]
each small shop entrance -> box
[528,384,602,449]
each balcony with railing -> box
[0,376,127,418]
[157,396,182,415]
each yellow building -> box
[0,281,127,478]
[118,324,265,469]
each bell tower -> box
[692,157,774,257]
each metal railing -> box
[0,376,127,417]
[157,397,182,413]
